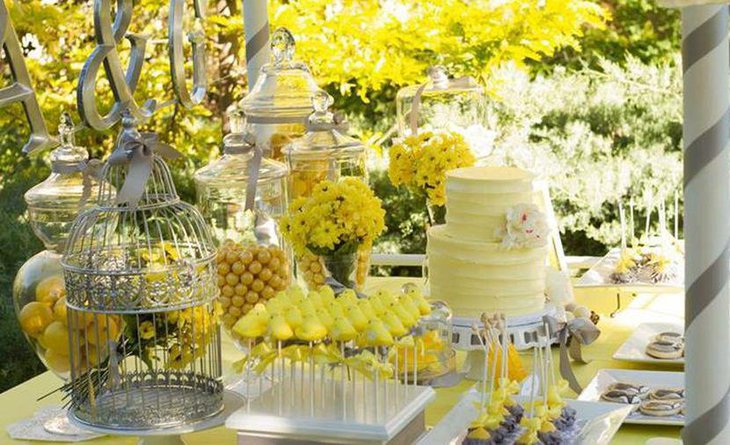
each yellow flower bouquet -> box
[281,178,386,290]
[388,130,475,223]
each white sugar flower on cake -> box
[497,203,550,249]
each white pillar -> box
[243,0,270,91]
[681,5,730,444]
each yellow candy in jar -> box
[19,301,54,338]
[35,275,66,306]
[53,296,68,324]
[43,321,70,355]
[45,348,70,374]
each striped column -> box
[682,5,730,445]
[243,0,270,91]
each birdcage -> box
[61,118,223,431]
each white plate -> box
[613,322,684,365]
[418,389,632,445]
[577,369,684,426]
[575,248,683,291]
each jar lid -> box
[284,91,364,161]
[398,65,481,96]
[239,28,320,124]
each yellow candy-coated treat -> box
[35,275,66,306]
[327,301,345,318]
[85,315,121,346]
[362,319,394,347]
[345,304,368,331]
[45,348,70,374]
[375,289,396,305]
[357,299,377,320]
[399,295,421,320]
[516,429,540,445]
[547,384,566,408]
[390,302,416,327]
[330,317,358,342]
[19,301,54,338]
[382,311,408,337]
[43,321,70,355]
[540,418,557,433]
[232,304,269,339]
[53,297,68,324]
[340,290,359,305]
[317,309,334,330]
[269,314,294,341]
[369,297,387,315]
[307,291,323,307]
[284,306,304,329]
[467,427,491,440]
[295,315,328,342]
[319,285,336,303]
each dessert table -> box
[0,277,682,444]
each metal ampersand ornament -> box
[0,0,55,154]
[77,0,155,131]
[169,0,208,108]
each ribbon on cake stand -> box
[543,316,600,394]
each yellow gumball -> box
[43,321,70,355]
[35,275,66,306]
[45,348,70,374]
[19,302,54,338]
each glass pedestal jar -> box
[12,114,103,436]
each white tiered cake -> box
[427,166,549,317]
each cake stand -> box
[68,390,243,445]
[449,304,561,381]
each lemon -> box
[18,302,54,338]
[35,275,66,306]
[53,296,68,324]
[85,316,120,346]
[43,321,70,355]
[45,348,70,374]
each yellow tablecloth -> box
[0,278,684,444]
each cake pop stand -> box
[450,304,561,381]
[68,390,243,445]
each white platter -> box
[577,369,684,426]
[575,248,683,291]
[418,388,632,445]
[613,322,684,365]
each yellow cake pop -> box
[232,304,269,338]
[357,299,377,320]
[284,306,304,329]
[382,311,408,337]
[466,427,491,440]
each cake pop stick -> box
[674,191,679,240]
[473,322,489,409]
[619,202,627,250]
[630,197,635,245]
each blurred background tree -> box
[0,0,680,390]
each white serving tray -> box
[576,248,683,291]
[418,388,632,444]
[226,377,435,443]
[577,369,684,426]
[613,322,684,366]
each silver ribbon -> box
[409,76,477,135]
[107,127,181,206]
[52,158,104,206]
[543,315,601,394]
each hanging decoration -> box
[0,0,55,154]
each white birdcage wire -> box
[61,119,223,430]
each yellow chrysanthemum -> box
[388,131,475,206]
[281,178,386,256]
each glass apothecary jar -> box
[193,115,291,342]
[284,92,371,291]
[396,66,493,160]
[284,90,367,201]
[13,114,103,380]
[239,27,321,161]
